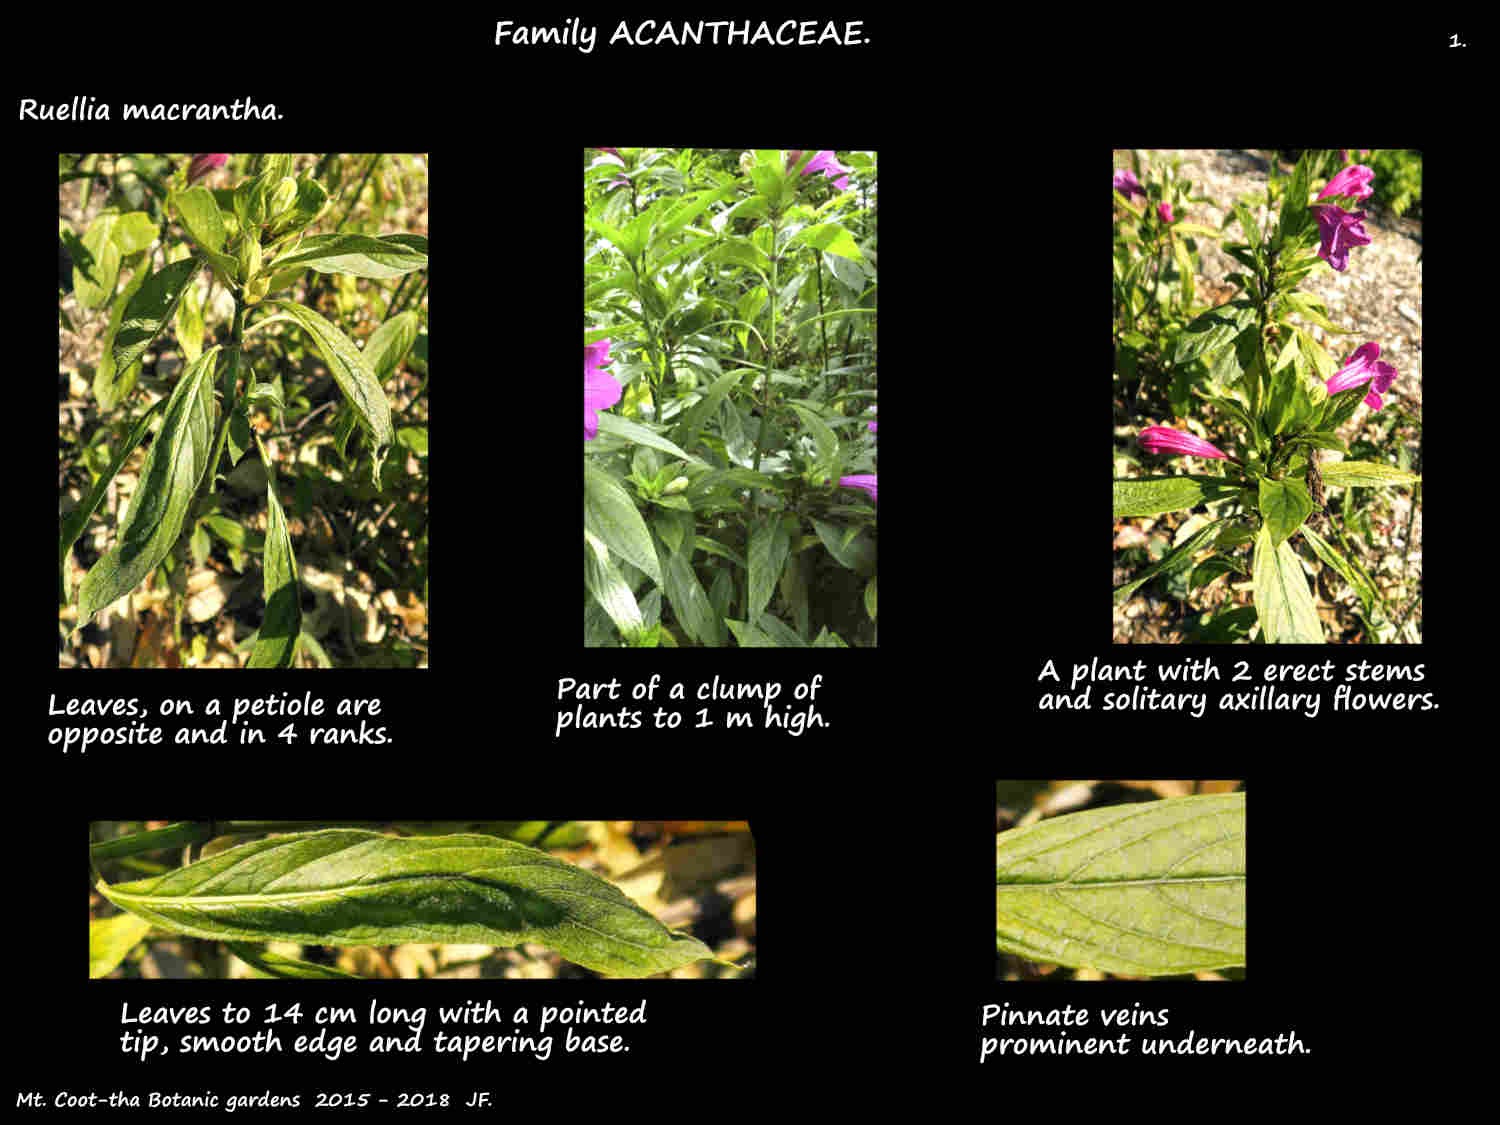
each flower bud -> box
[186,153,228,185]
[237,235,262,284]
[233,178,270,230]
[663,476,690,495]
[268,176,297,219]
[244,271,270,306]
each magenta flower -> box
[1309,204,1372,272]
[587,151,629,190]
[868,421,877,434]
[594,147,622,159]
[1318,164,1374,201]
[1157,202,1175,224]
[803,151,851,190]
[585,338,622,440]
[1138,426,1230,460]
[1325,342,1398,411]
[186,153,228,185]
[839,474,877,503]
[1113,168,1146,201]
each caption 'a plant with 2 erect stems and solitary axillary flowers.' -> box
[1113,151,1420,643]
[60,154,429,667]
[585,149,876,648]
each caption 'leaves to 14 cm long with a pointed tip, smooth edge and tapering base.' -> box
[96,829,723,978]
[996,792,1245,976]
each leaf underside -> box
[996,793,1245,976]
[98,830,714,978]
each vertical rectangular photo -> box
[59,154,430,668]
[584,149,877,648]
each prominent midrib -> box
[105,871,599,910]
[996,874,1244,891]
[101,874,668,953]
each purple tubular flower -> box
[585,338,622,440]
[1113,168,1146,201]
[803,151,851,190]
[1138,426,1229,460]
[1318,164,1374,201]
[868,421,877,434]
[1157,202,1175,224]
[186,153,228,185]
[838,474,877,503]
[1325,342,1398,410]
[1310,204,1372,272]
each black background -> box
[16,16,1481,1117]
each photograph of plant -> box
[1113,150,1421,643]
[996,781,1245,981]
[60,154,429,668]
[90,821,754,980]
[585,149,876,647]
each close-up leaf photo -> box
[996,781,1245,981]
[59,154,430,668]
[585,149,877,647]
[90,821,755,980]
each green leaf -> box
[272,233,428,280]
[97,830,716,978]
[60,397,168,600]
[1319,460,1421,489]
[1258,476,1313,549]
[811,518,876,577]
[171,186,238,282]
[267,301,393,486]
[1113,518,1225,606]
[362,310,420,382]
[76,348,220,630]
[996,793,1245,976]
[174,267,205,364]
[225,942,361,980]
[586,528,646,640]
[112,257,203,376]
[663,539,720,645]
[89,912,152,978]
[93,252,153,412]
[595,413,706,466]
[110,212,158,256]
[584,461,662,586]
[1112,475,1242,517]
[791,222,863,261]
[1252,521,1322,643]
[746,515,790,622]
[1172,301,1257,365]
[74,214,125,310]
[246,484,301,668]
